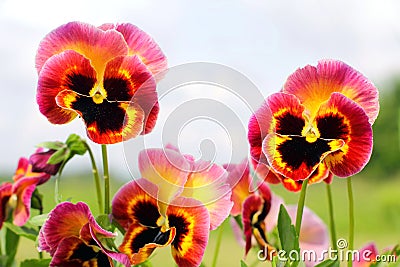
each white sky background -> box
[0,0,400,180]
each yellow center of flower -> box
[92,92,105,104]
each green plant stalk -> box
[347,177,354,267]
[295,178,309,234]
[54,174,61,204]
[211,219,225,267]
[85,142,103,213]
[102,144,110,214]
[326,183,338,251]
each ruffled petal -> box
[13,156,50,184]
[56,90,144,144]
[119,222,176,265]
[50,236,112,267]
[318,93,373,177]
[112,179,161,230]
[39,202,114,255]
[167,197,210,267]
[37,50,96,124]
[12,177,39,226]
[0,182,12,229]
[99,23,167,77]
[283,60,379,124]
[138,148,190,208]
[248,100,273,167]
[104,55,159,134]
[224,160,252,216]
[36,21,128,75]
[182,161,232,230]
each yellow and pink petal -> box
[13,157,50,184]
[224,159,252,216]
[111,179,161,230]
[182,160,233,230]
[138,148,190,208]
[283,60,379,124]
[167,197,210,267]
[36,21,128,76]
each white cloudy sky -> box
[0,0,399,179]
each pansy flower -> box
[38,201,130,267]
[112,147,233,266]
[249,60,378,182]
[0,182,12,229]
[29,147,62,176]
[225,160,281,259]
[36,22,167,144]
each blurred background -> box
[0,0,399,266]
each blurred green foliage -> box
[363,79,400,179]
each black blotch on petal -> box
[72,97,125,133]
[277,136,331,169]
[317,113,349,140]
[275,112,305,135]
[70,242,97,261]
[103,77,132,101]
[132,200,160,227]
[66,73,96,96]
[168,214,190,251]
[130,227,171,253]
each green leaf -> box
[133,260,153,267]
[240,260,249,267]
[47,147,69,165]
[314,259,340,267]
[277,205,299,255]
[29,213,49,227]
[66,134,87,155]
[4,222,39,241]
[36,141,65,150]
[20,259,52,267]
[5,228,19,267]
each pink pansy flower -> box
[249,60,378,187]
[38,201,130,267]
[36,22,166,144]
[286,206,330,267]
[112,147,232,266]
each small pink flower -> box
[29,148,62,176]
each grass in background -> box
[3,171,400,266]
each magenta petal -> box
[0,182,12,229]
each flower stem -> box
[102,144,110,214]
[211,219,225,267]
[295,178,309,235]
[347,177,354,267]
[326,183,338,250]
[85,142,103,213]
[54,174,61,204]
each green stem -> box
[295,178,309,235]
[102,144,110,214]
[85,142,103,213]
[54,174,61,204]
[326,183,338,250]
[347,177,354,267]
[211,220,225,267]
